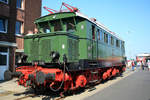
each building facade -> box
[0,0,41,80]
[136,53,150,65]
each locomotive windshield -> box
[53,20,62,31]
[64,18,76,32]
[37,17,76,33]
[38,22,51,33]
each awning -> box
[0,41,17,47]
[16,49,24,53]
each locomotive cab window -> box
[53,20,62,31]
[39,22,51,33]
[111,36,114,45]
[116,39,120,47]
[66,18,75,32]
[121,41,125,49]
[104,33,108,43]
[97,29,100,40]
[101,30,103,41]
[92,25,95,40]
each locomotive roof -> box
[35,12,123,41]
[75,12,123,41]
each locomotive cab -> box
[24,12,81,64]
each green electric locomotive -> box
[11,3,126,94]
[25,11,125,66]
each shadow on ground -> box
[12,86,88,100]
[13,88,62,100]
[0,80,6,84]
[12,73,126,100]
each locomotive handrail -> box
[24,31,79,39]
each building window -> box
[16,0,23,8]
[16,21,23,35]
[0,54,7,65]
[0,0,8,4]
[0,47,8,66]
[0,18,8,33]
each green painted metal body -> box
[24,32,79,62]
[24,12,125,63]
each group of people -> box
[127,60,150,71]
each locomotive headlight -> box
[62,44,65,49]
[50,51,60,62]
[52,53,56,58]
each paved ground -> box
[0,69,133,100]
[84,68,150,100]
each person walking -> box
[137,61,141,68]
[141,61,144,70]
[147,60,150,71]
[134,61,137,70]
[132,61,135,71]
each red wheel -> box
[75,75,87,88]
[102,72,108,80]
[107,69,112,78]
[122,67,126,72]
[112,68,117,76]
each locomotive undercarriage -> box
[5,59,125,95]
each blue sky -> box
[42,0,150,59]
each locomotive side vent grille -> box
[30,39,39,61]
[40,39,51,62]
[68,39,73,61]
[74,39,79,60]
[68,39,79,61]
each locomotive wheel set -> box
[6,3,126,95]
[14,60,125,94]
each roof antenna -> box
[43,6,58,15]
[60,2,79,12]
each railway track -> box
[13,93,66,100]
[14,94,36,100]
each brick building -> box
[0,0,41,80]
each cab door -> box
[0,47,9,80]
[91,25,98,59]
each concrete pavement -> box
[0,69,134,100]
[84,69,150,100]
